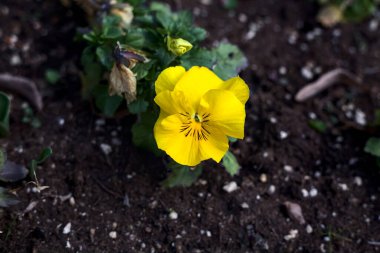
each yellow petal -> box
[154,90,193,116]
[223,76,250,104]
[155,66,186,94]
[198,125,229,163]
[154,114,202,166]
[175,66,223,109]
[199,89,245,139]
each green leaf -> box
[93,85,124,117]
[131,111,163,156]
[0,92,10,138]
[180,48,214,69]
[191,27,207,42]
[81,47,102,99]
[0,187,19,208]
[127,99,149,114]
[222,151,240,176]
[96,45,114,70]
[309,119,327,133]
[45,69,60,84]
[161,161,203,188]
[364,137,380,157]
[102,27,123,39]
[35,147,53,164]
[228,136,237,143]
[222,0,238,9]
[343,0,376,22]
[212,43,248,80]
[0,161,28,182]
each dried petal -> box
[109,63,137,104]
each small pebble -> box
[268,185,276,194]
[284,165,293,172]
[206,231,212,237]
[100,143,112,155]
[269,117,277,124]
[280,131,288,139]
[338,183,349,191]
[223,181,239,193]
[109,231,117,239]
[169,211,178,220]
[238,13,247,23]
[301,67,313,80]
[259,174,267,183]
[279,66,287,75]
[306,224,313,234]
[10,54,21,66]
[309,188,318,197]
[241,202,249,209]
[63,222,71,234]
[354,177,362,186]
[284,229,298,241]
[301,189,309,198]
[69,197,75,206]
[355,110,366,126]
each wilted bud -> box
[109,63,136,104]
[166,36,193,56]
[111,3,134,28]
[317,5,343,27]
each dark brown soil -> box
[0,0,379,252]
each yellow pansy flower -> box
[153,66,249,166]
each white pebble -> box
[10,54,21,66]
[169,211,178,220]
[69,197,75,206]
[369,19,378,31]
[284,229,298,241]
[63,222,71,234]
[206,230,212,237]
[238,13,247,23]
[354,176,362,186]
[355,110,366,126]
[259,174,267,183]
[241,202,249,209]
[279,66,287,75]
[309,188,318,197]
[301,189,309,198]
[200,0,212,5]
[66,240,71,249]
[306,224,313,234]
[301,67,313,80]
[338,183,349,191]
[284,165,293,172]
[109,231,117,239]
[280,131,288,139]
[223,181,239,193]
[100,143,112,155]
[269,117,277,124]
[268,185,276,194]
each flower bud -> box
[166,36,193,56]
[110,3,134,28]
[109,63,137,104]
[317,5,343,27]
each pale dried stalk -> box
[295,68,361,102]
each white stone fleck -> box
[308,112,317,119]
[169,211,178,220]
[354,176,363,186]
[241,202,249,209]
[66,240,71,249]
[269,117,277,124]
[355,110,366,125]
[306,224,313,234]
[284,165,293,172]
[200,0,212,5]
[69,197,75,206]
[262,151,269,158]
[206,230,212,237]
[301,66,314,80]
[238,13,247,23]
[100,143,112,155]
[109,231,117,239]
[284,229,298,241]
[369,19,379,31]
[301,189,309,198]
[279,66,287,75]
[58,118,65,126]
[63,222,71,234]
[259,173,267,183]
[223,181,239,193]
[10,54,21,66]
[280,131,288,139]
[309,188,318,197]
[338,183,349,191]
[268,185,276,194]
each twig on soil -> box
[368,241,380,246]
[0,73,43,111]
[295,68,361,102]
[91,175,123,199]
